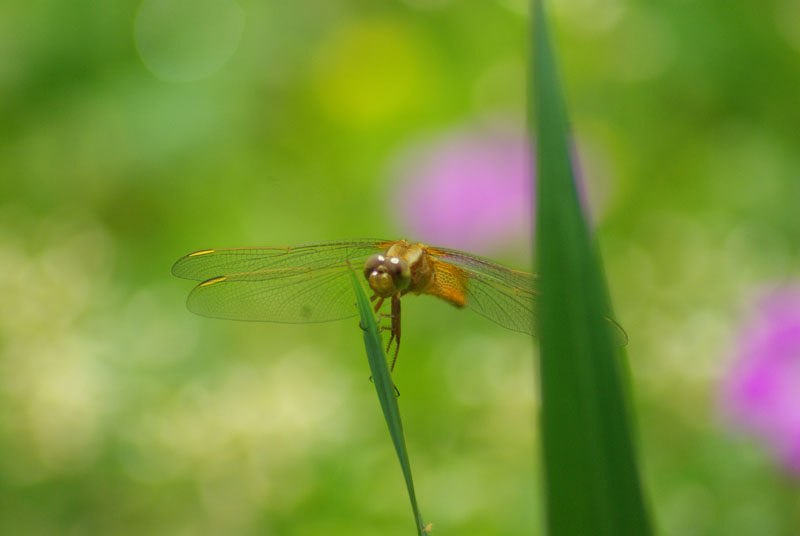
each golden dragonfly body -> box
[172,239,625,369]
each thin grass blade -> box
[348,263,428,536]
[530,1,652,534]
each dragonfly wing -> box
[427,246,536,289]
[426,246,537,334]
[428,245,628,345]
[605,317,629,347]
[186,264,359,323]
[172,239,388,282]
[173,239,389,323]
[459,271,537,335]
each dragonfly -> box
[172,239,627,370]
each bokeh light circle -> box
[134,0,245,82]
[310,19,434,128]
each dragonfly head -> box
[364,254,411,298]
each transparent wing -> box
[172,239,388,282]
[185,265,360,323]
[431,252,536,334]
[425,245,536,334]
[459,269,537,335]
[428,245,627,345]
[172,240,388,323]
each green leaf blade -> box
[531,2,652,535]
[347,264,427,536]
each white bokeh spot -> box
[134,0,245,82]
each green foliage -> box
[531,2,651,534]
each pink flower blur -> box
[392,128,533,254]
[720,286,800,473]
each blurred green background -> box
[2,0,799,534]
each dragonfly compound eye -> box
[364,255,410,297]
[386,257,411,291]
[363,254,385,279]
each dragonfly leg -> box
[373,312,393,335]
[385,332,395,355]
[367,375,401,397]
[388,295,402,372]
[372,297,385,314]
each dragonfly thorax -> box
[364,254,411,298]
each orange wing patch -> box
[426,258,468,308]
